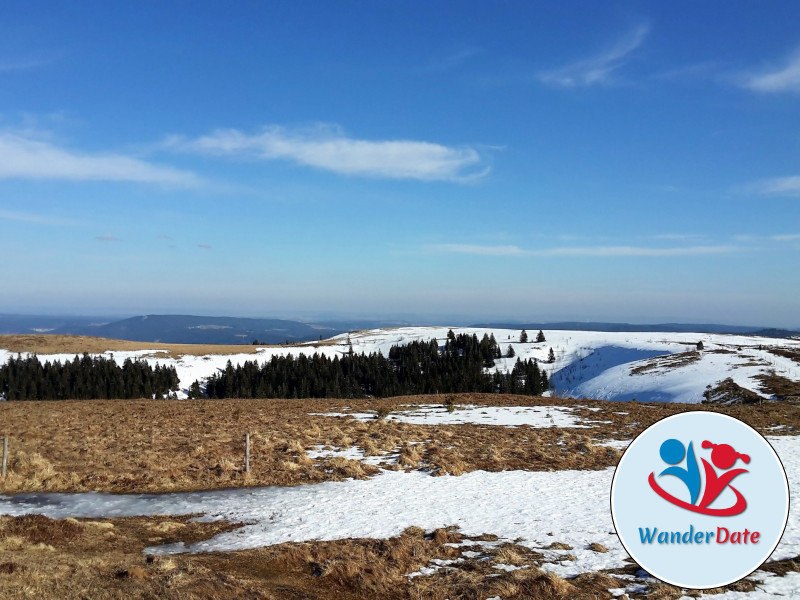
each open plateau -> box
[1,327,799,599]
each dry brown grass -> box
[0,513,252,600]
[630,351,701,375]
[2,483,799,599]
[1,394,798,494]
[604,555,800,600]
[769,347,800,365]
[0,513,619,600]
[0,334,276,359]
[702,377,766,405]
[756,373,800,401]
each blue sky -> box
[1,1,799,327]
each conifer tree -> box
[520,329,528,343]
[507,345,515,358]
[0,354,178,400]
[198,336,546,400]
[536,330,546,343]
[188,380,203,399]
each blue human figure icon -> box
[658,438,701,505]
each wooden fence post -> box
[245,433,251,473]
[2,437,7,478]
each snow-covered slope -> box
[2,327,799,403]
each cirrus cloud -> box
[740,48,800,93]
[539,23,650,88]
[0,132,202,186]
[745,175,800,197]
[428,244,526,256]
[428,243,737,257]
[0,209,86,227]
[165,124,489,182]
[534,245,736,257]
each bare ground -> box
[630,351,701,375]
[756,373,800,402]
[702,377,766,405]
[0,334,283,359]
[1,395,799,494]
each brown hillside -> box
[0,334,283,359]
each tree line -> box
[199,332,550,399]
[0,354,180,401]
[0,332,552,401]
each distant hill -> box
[472,321,800,338]
[0,314,403,345]
[64,315,344,345]
[1,313,797,345]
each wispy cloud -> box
[95,234,119,242]
[539,23,650,88]
[740,48,800,93]
[428,244,526,256]
[166,124,489,182]
[734,233,800,243]
[0,57,51,72]
[534,245,736,257]
[733,234,758,243]
[0,132,202,186]
[0,209,85,227]
[745,175,800,197]
[197,242,212,249]
[428,243,736,257]
[413,48,482,74]
[651,233,706,241]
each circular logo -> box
[611,412,790,589]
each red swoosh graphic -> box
[648,472,747,516]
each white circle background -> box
[611,412,790,589]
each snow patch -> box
[313,404,594,428]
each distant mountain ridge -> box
[471,322,800,338]
[0,314,343,345]
[73,315,342,345]
[1,314,797,345]
[0,314,414,345]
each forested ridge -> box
[0,332,551,401]
[0,354,180,400]
[200,332,550,399]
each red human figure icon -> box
[698,441,750,511]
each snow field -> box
[3,326,799,403]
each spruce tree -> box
[520,329,528,343]
[507,345,515,358]
[188,380,203,399]
[548,347,556,362]
[536,330,546,343]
